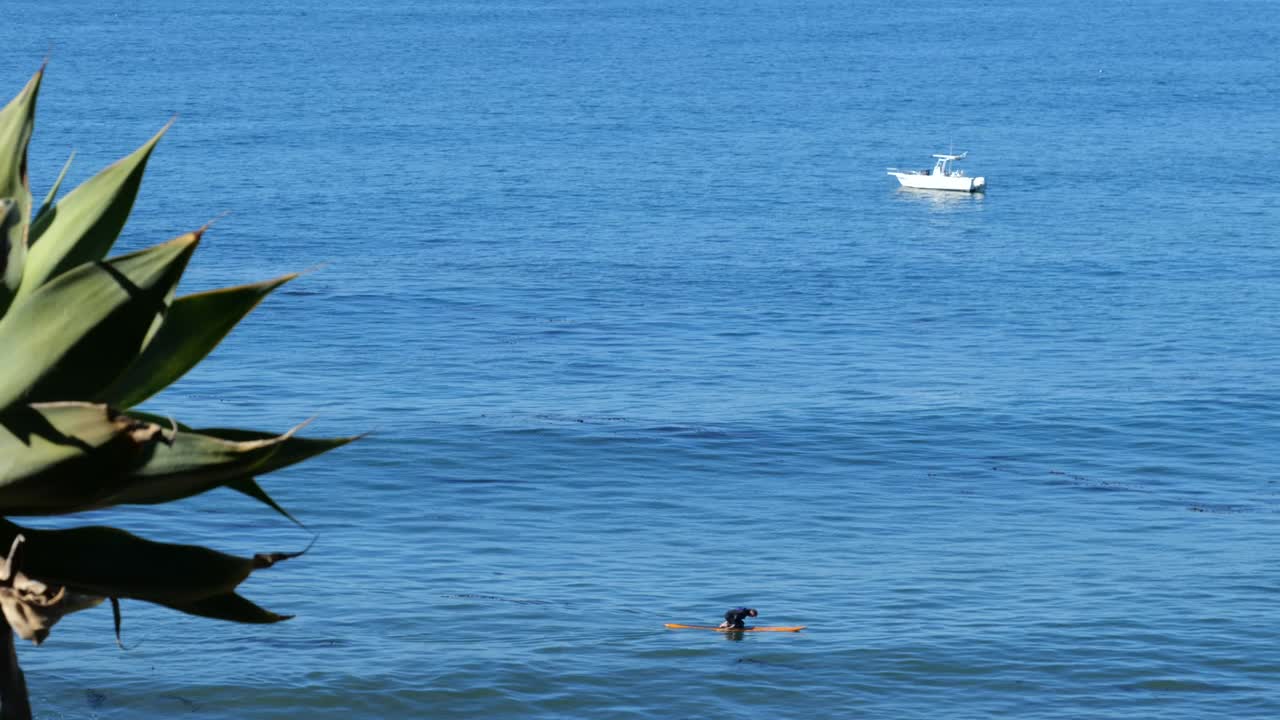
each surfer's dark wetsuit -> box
[719,607,758,629]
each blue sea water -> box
[5,0,1280,717]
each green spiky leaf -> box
[0,67,359,644]
[196,427,360,477]
[0,404,340,516]
[0,197,25,314]
[17,121,169,298]
[97,273,297,409]
[32,150,75,231]
[0,518,295,614]
[121,412,356,521]
[0,403,158,513]
[0,231,198,411]
[213,429,356,525]
[227,478,306,527]
[93,420,305,509]
[0,67,40,226]
[163,592,292,624]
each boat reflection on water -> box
[892,186,987,212]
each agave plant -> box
[0,66,353,716]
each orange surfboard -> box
[664,623,806,632]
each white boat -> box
[887,152,985,193]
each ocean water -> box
[6,1,1280,717]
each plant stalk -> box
[0,620,31,720]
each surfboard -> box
[664,623,806,632]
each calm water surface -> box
[6,1,1280,717]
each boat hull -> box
[888,171,985,193]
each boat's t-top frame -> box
[929,152,967,176]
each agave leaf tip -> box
[273,270,302,287]
[252,537,316,570]
[286,416,318,436]
[177,226,207,248]
[189,211,231,239]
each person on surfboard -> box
[718,607,758,630]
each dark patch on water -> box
[986,464,1149,493]
[736,657,789,667]
[533,413,633,425]
[440,475,517,485]
[1046,469,1147,493]
[525,413,742,440]
[1044,468,1146,489]
[1187,503,1256,515]
[162,695,199,711]
[441,593,555,606]
[645,425,736,439]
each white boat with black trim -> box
[887,152,985,193]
